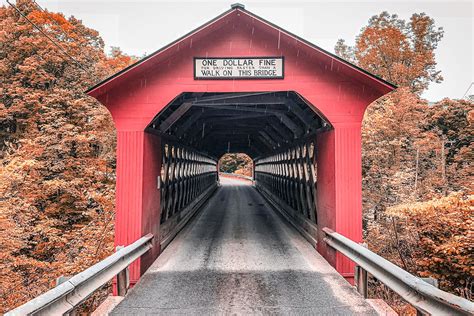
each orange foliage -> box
[0,0,134,312]
[337,9,473,311]
[219,153,253,177]
[102,47,137,72]
[336,12,443,93]
[370,193,473,299]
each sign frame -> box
[193,56,285,80]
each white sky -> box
[3,0,473,101]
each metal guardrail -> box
[6,234,154,316]
[323,227,474,315]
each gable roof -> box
[86,3,396,98]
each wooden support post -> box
[116,268,129,297]
[355,265,368,299]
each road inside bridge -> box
[112,177,376,315]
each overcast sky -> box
[3,0,473,101]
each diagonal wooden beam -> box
[267,117,291,142]
[264,125,284,147]
[259,131,277,148]
[174,110,203,138]
[285,99,317,128]
[159,102,193,132]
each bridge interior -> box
[145,91,330,247]
[148,91,329,158]
[112,177,376,315]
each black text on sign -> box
[194,57,284,79]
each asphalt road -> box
[111,177,376,315]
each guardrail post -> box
[354,242,368,299]
[115,246,130,296]
[416,278,438,316]
[117,267,129,296]
[355,265,368,299]
[56,276,77,316]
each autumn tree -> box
[361,87,426,220]
[0,0,134,312]
[336,12,444,93]
[101,46,137,73]
[419,98,474,194]
[335,11,448,218]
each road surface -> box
[112,177,376,315]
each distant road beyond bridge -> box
[110,176,377,315]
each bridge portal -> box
[87,4,395,287]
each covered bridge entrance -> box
[86,3,395,289]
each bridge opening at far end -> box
[218,153,253,183]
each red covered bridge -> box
[86,3,393,284]
[86,2,395,309]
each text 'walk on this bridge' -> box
[7,3,474,316]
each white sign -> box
[194,57,284,79]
